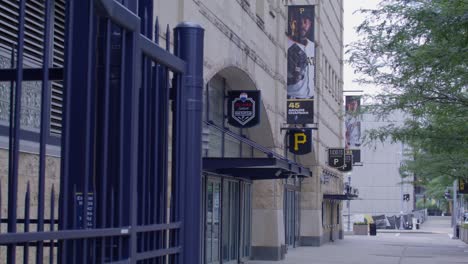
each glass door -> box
[222,180,240,264]
[284,189,299,247]
[205,178,221,264]
[240,182,252,260]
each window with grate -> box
[0,0,65,137]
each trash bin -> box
[416,219,420,230]
[369,223,377,236]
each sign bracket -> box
[281,124,319,131]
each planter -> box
[353,224,368,235]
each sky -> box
[343,0,381,97]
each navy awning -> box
[323,193,360,200]
[203,157,312,180]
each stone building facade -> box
[154,0,345,261]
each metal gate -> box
[0,0,204,263]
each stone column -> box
[251,179,286,260]
[299,166,323,246]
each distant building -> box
[346,111,414,225]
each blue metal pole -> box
[174,22,204,264]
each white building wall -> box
[349,112,414,217]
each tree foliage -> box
[348,0,468,198]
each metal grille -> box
[0,0,65,135]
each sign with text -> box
[328,148,345,168]
[75,192,94,229]
[338,154,353,172]
[227,90,261,128]
[351,149,361,164]
[289,129,312,155]
[287,99,314,124]
[286,5,315,124]
[403,194,410,201]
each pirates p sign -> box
[227,91,261,128]
[289,129,312,155]
[328,148,345,168]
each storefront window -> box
[222,180,240,263]
[241,182,252,259]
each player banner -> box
[345,96,361,150]
[287,5,315,124]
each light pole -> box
[453,179,458,238]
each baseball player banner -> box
[286,5,315,124]
[345,96,361,149]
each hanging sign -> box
[351,149,361,164]
[286,5,316,124]
[328,148,345,168]
[289,129,312,155]
[459,179,468,194]
[338,154,353,172]
[227,90,261,128]
[287,99,314,124]
[345,96,361,148]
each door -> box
[284,189,300,247]
[240,182,252,260]
[222,180,240,264]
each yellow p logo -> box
[294,133,307,151]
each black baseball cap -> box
[296,7,313,21]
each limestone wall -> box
[0,147,61,263]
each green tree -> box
[348,0,468,200]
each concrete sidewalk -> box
[247,217,467,264]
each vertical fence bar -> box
[23,183,31,264]
[97,16,112,263]
[174,22,205,264]
[137,0,148,253]
[119,6,141,259]
[149,18,160,264]
[118,28,127,261]
[144,5,154,260]
[110,189,115,262]
[59,0,98,260]
[50,185,56,264]
[58,0,72,261]
[7,1,26,263]
[37,0,53,261]
[82,1,97,262]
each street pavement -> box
[248,216,468,264]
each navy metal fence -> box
[0,0,204,263]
